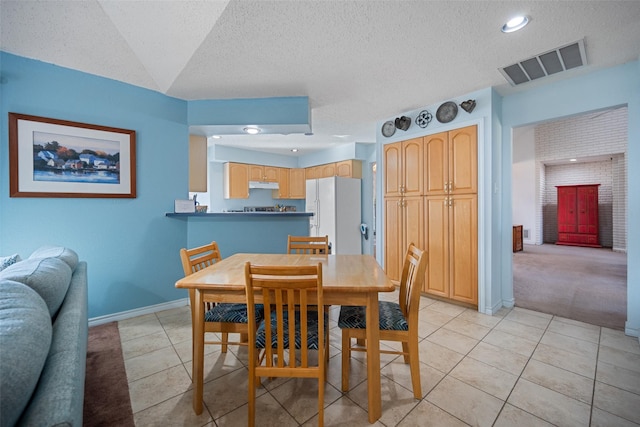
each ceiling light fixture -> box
[501,15,529,33]
[243,126,261,135]
[291,149,298,153]
[211,135,221,139]
[570,158,577,162]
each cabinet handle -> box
[449,198,452,207]
[449,181,453,192]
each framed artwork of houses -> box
[8,113,136,198]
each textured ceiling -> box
[2,0,640,156]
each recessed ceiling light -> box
[570,158,577,162]
[501,15,529,33]
[211,135,221,139]
[243,126,261,135]
[291,149,298,152]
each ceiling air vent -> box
[500,39,587,86]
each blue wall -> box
[1,52,190,319]
[501,61,640,337]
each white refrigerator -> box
[305,176,362,254]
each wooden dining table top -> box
[175,253,395,294]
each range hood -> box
[249,181,279,190]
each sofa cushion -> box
[0,257,72,317]
[0,280,53,427]
[0,253,21,271]
[29,245,79,271]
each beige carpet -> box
[513,243,627,330]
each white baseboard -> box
[88,298,189,327]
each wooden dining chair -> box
[338,243,428,399]
[287,235,329,254]
[180,241,263,353]
[287,234,331,360]
[244,262,327,427]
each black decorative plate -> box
[415,110,433,128]
[381,120,396,137]
[436,101,458,123]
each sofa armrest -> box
[19,261,88,427]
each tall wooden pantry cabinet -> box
[556,184,601,247]
[384,125,478,306]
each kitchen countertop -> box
[166,212,313,218]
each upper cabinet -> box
[288,168,306,199]
[424,126,477,195]
[306,160,362,180]
[249,165,279,182]
[383,138,424,197]
[224,162,249,199]
[336,160,362,178]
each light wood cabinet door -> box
[224,162,249,199]
[264,166,279,182]
[306,166,321,180]
[449,195,478,304]
[274,167,289,199]
[249,165,264,181]
[320,163,336,178]
[384,197,403,283]
[402,138,424,197]
[384,142,402,197]
[424,196,449,296]
[336,160,363,178]
[289,168,306,199]
[424,132,448,195]
[449,125,477,194]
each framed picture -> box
[9,113,136,198]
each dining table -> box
[175,252,395,423]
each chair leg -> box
[407,338,422,399]
[341,331,351,392]
[318,373,324,426]
[401,341,410,363]
[248,365,256,427]
[221,332,229,353]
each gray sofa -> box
[0,246,88,427]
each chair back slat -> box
[287,235,329,254]
[180,241,222,276]
[399,243,428,324]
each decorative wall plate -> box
[460,99,476,113]
[415,110,433,128]
[394,116,411,131]
[381,120,396,137]
[436,101,458,123]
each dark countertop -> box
[166,212,313,218]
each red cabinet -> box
[556,184,600,247]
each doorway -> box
[511,107,628,328]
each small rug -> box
[83,322,135,427]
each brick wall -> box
[536,107,627,251]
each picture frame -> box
[9,113,136,198]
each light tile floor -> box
[118,292,640,426]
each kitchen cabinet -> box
[288,168,306,199]
[424,194,477,304]
[556,184,600,247]
[320,163,336,178]
[223,162,249,199]
[249,165,279,182]
[306,165,322,180]
[273,167,289,199]
[384,196,423,283]
[384,137,424,197]
[336,160,362,178]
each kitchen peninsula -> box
[166,211,313,256]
